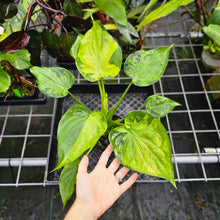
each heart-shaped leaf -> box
[109,110,176,187]
[0,49,31,70]
[124,45,173,86]
[0,68,11,93]
[71,20,122,81]
[30,66,75,98]
[55,105,107,170]
[145,95,181,118]
[59,159,80,208]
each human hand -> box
[64,144,138,220]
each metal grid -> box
[0,98,58,186]
[0,7,220,186]
[147,8,220,182]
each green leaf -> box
[73,21,122,81]
[30,66,75,98]
[42,29,60,58]
[137,0,194,31]
[127,4,147,19]
[83,7,100,20]
[60,33,77,57]
[124,45,173,86]
[116,21,139,44]
[64,0,82,17]
[0,49,31,70]
[70,35,83,59]
[93,0,127,26]
[145,95,181,118]
[0,2,17,20]
[2,4,26,33]
[0,68,11,93]
[77,0,92,2]
[207,8,220,25]
[203,24,220,46]
[55,105,107,170]
[60,159,80,208]
[207,1,220,25]
[109,110,176,187]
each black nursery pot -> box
[47,84,156,183]
[0,74,47,106]
[0,88,47,105]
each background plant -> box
[202,1,220,56]
[185,0,220,56]
[0,0,194,98]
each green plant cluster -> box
[30,21,181,207]
[0,0,201,207]
[0,0,194,97]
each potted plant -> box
[184,0,220,106]
[0,0,82,103]
[0,0,197,206]
[185,0,220,69]
[29,20,181,207]
[200,0,220,70]
[0,0,35,103]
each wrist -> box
[64,199,97,220]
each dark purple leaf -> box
[62,16,92,34]
[0,31,30,53]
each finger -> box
[108,158,120,173]
[78,155,89,174]
[115,166,129,180]
[97,144,113,166]
[120,172,138,194]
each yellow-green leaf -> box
[30,66,75,98]
[109,110,176,187]
[0,69,11,93]
[124,45,173,86]
[72,21,122,81]
[203,24,220,46]
[54,105,107,170]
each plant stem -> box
[68,91,84,105]
[107,81,133,121]
[101,78,108,115]
[98,79,108,116]
[86,147,94,156]
[36,0,65,16]
[24,0,38,31]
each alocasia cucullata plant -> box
[30,20,180,207]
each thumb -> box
[78,155,89,174]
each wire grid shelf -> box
[0,7,220,186]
